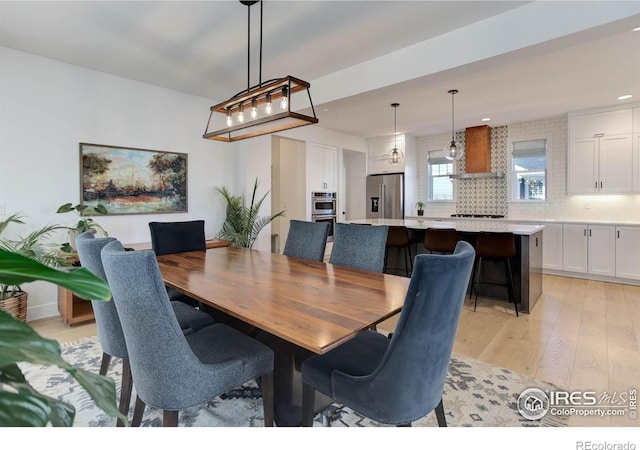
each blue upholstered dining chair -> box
[301,241,475,427]
[282,219,330,262]
[75,231,215,426]
[101,240,275,427]
[148,220,207,308]
[329,223,389,272]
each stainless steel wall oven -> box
[311,192,336,242]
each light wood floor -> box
[29,274,640,427]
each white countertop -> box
[350,218,544,235]
[405,215,640,227]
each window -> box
[510,139,547,201]
[427,150,455,201]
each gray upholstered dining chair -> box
[101,239,275,427]
[148,220,206,308]
[76,231,215,426]
[301,240,475,427]
[282,219,330,262]
[329,223,389,272]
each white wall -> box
[271,136,307,253]
[0,46,234,320]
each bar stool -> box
[384,226,412,277]
[423,228,459,254]
[470,231,519,317]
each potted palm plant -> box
[215,178,285,248]
[56,202,108,253]
[0,248,125,426]
[416,201,425,216]
[0,213,68,322]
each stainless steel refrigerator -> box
[366,173,405,219]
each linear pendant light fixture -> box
[388,103,403,165]
[444,89,463,161]
[203,0,318,142]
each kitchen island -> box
[350,218,544,313]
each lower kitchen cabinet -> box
[616,226,640,280]
[587,224,616,276]
[542,223,563,270]
[563,224,588,273]
[562,223,615,276]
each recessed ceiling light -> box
[481,117,491,122]
[618,94,633,100]
[633,26,640,32]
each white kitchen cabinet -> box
[563,224,588,273]
[587,224,616,276]
[568,108,633,194]
[562,224,616,275]
[308,144,337,192]
[368,135,405,174]
[542,223,563,270]
[615,226,640,280]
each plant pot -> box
[0,290,28,322]
[417,210,424,216]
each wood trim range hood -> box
[450,125,505,179]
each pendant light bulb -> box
[444,89,462,161]
[280,86,289,110]
[226,107,233,127]
[265,92,272,115]
[251,98,258,119]
[388,103,403,165]
[237,103,245,124]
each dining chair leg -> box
[473,257,483,311]
[404,246,410,277]
[435,398,447,427]
[131,395,146,427]
[99,352,111,376]
[162,410,179,427]
[117,358,133,427]
[469,257,478,299]
[260,371,274,427]
[301,383,316,427]
[505,259,519,317]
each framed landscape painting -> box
[79,143,188,215]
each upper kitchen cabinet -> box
[308,143,338,192]
[568,108,633,194]
[368,135,405,174]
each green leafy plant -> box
[415,201,425,211]
[215,178,285,248]
[0,213,67,300]
[0,248,126,426]
[56,203,108,253]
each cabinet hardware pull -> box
[595,181,598,189]
[600,181,602,189]
[589,229,592,237]
[618,230,620,238]
[536,237,539,247]
[593,133,605,137]
[584,229,587,237]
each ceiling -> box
[1,1,639,139]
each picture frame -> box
[79,143,188,215]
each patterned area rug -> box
[20,336,567,427]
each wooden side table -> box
[58,286,95,326]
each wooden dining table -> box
[155,246,410,425]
